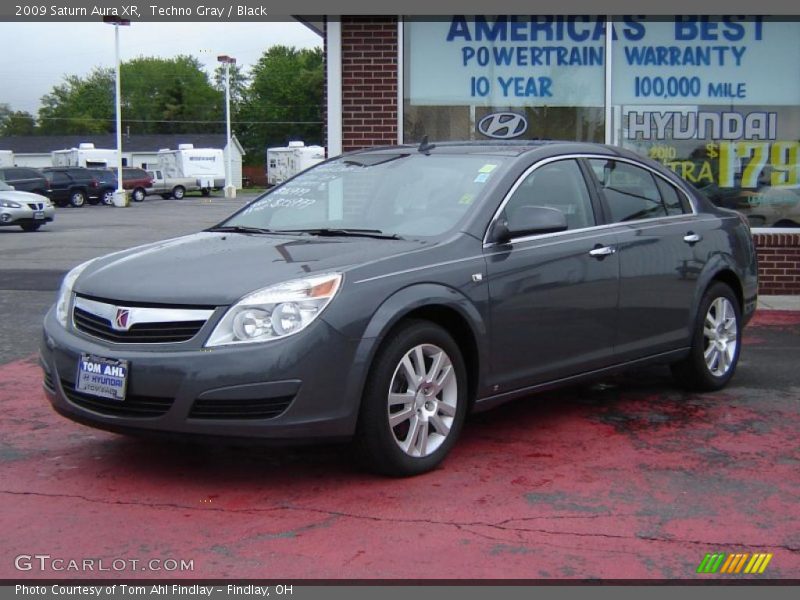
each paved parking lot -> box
[0,199,798,580]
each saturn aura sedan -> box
[0,180,54,231]
[41,141,757,476]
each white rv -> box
[266,141,325,186]
[157,144,225,195]
[51,143,118,168]
[0,150,13,168]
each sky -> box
[0,21,322,114]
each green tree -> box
[121,55,222,134]
[38,68,115,134]
[213,62,249,109]
[0,104,37,135]
[237,46,324,165]
[36,57,223,135]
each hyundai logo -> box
[477,112,528,139]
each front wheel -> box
[354,320,468,476]
[101,190,114,205]
[200,188,211,197]
[132,188,145,202]
[671,282,742,391]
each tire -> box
[201,188,211,197]
[171,186,185,200]
[132,188,145,202]
[20,223,41,232]
[671,282,742,392]
[69,190,86,207]
[101,190,114,205]
[354,320,468,476]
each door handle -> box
[589,245,616,257]
[683,233,702,244]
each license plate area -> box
[75,353,129,401]
[34,211,45,219]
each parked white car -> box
[0,180,55,232]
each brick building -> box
[322,16,799,294]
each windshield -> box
[222,153,507,237]
[0,181,12,191]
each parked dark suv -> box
[85,169,117,205]
[41,167,102,207]
[0,167,51,196]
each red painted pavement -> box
[1,311,798,580]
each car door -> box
[47,171,71,204]
[585,157,711,360]
[484,158,620,393]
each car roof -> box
[344,140,623,159]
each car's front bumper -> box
[0,204,55,226]
[40,307,365,442]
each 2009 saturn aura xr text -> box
[40,141,758,476]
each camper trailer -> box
[51,143,118,168]
[157,144,225,195]
[0,150,14,168]
[266,141,325,186]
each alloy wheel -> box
[387,343,458,458]
[703,297,738,377]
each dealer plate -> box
[33,211,45,219]
[75,353,129,401]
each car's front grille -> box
[73,307,206,343]
[189,396,294,420]
[27,202,45,210]
[61,379,173,418]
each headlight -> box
[205,273,342,347]
[55,259,96,327]
[0,200,22,208]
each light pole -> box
[217,55,236,199]
[104,15,130,207]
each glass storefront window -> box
[610,17,800,228]
[402,16,800,228]
[403,17,606,143]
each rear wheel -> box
[20,223,41,232]
[132,188,145,202]
[69,190,86,207]
[354,320,468,476]
[201,188,211,197]
[171,186,185,199]
[671,282,741,391]
[101,190,114,205]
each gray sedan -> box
[0,180,54,231]
[40,141,758,476]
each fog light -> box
[271,302,302,336]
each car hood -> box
[74,232,426,305]
[0,190,50,203]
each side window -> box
[655,177,688,216]
[504,160,595,231]
[51,172,69,185]
[589,159,667,222]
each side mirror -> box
[490,206,568,243]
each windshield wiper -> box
[206,225,277,235]
[275,228,404,240]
